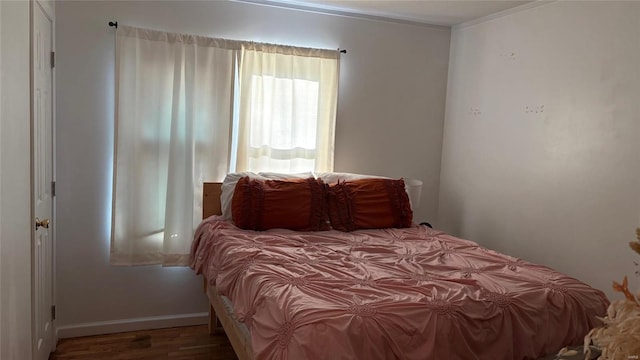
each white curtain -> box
[111,26,237,266]
[236,43,339,173]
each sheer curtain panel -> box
[111,26,236,265]
[236,44,339,173]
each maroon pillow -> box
[328,178,412,232]
[231,176,329,231]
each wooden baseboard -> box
[55,312,208,339]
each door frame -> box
[0,1,34,359]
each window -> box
[235,45,339,173]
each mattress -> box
[190,216,608,360]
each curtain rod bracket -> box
[108,21,118,29]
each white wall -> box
[439,1,640,299]
[55,0,450,334]
[0,0,33,358]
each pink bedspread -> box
[190,216,608,360]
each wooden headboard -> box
[203,182,223,219]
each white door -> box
[33,0,55,359]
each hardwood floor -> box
[49,325,238,360]
[48,324,586,360]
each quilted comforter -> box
[190,216,608,360]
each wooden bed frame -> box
[202,182,254,360]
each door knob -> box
[35,217,50,230]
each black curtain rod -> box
[107,21,346,53]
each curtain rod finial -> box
[339,49,347,54]
[109,21,118,29]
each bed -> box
[190,181,608,360]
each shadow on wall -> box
[438,191,505,252]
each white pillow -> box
[220,171,313,220]
[257,172,314,180]
[314,172,387,184]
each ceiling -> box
[248,0,534,26]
